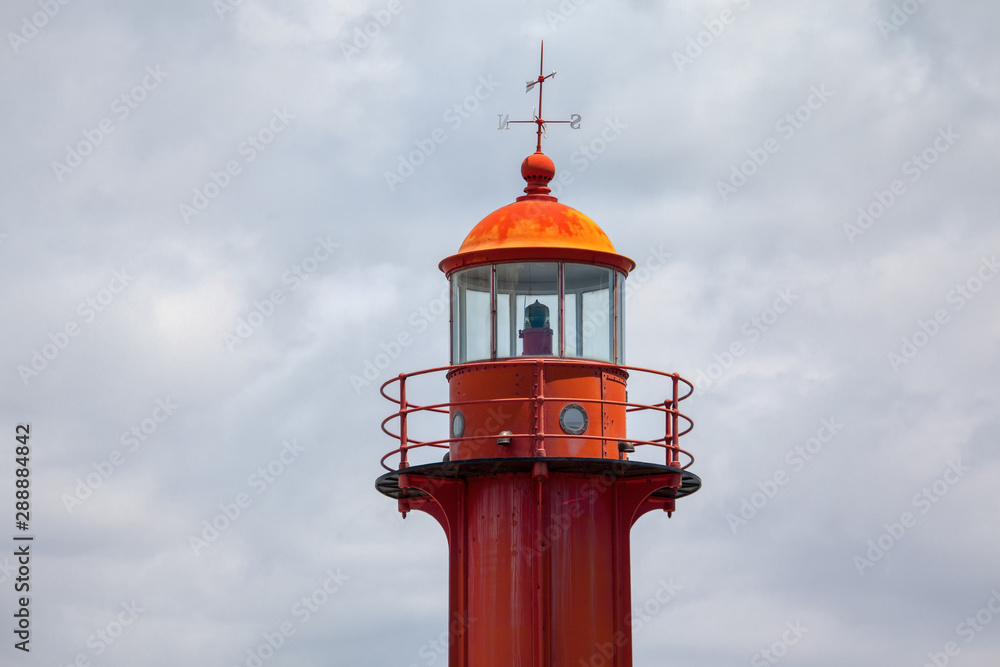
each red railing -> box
[379,359,694,472]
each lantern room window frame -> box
[449,261,625,365]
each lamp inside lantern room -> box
[519,299,552,355]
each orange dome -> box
[439,153,635,275]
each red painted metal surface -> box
[393,461,685,667]
[379,338,696,667]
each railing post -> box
[664,399,672,467]
[399,374,409,470]
[670,374,680,467]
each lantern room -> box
[447,260,627,362]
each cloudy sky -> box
[2,0,999,665]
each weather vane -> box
[498,41,581,152]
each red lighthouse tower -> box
[377,48,699,667]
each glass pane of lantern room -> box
[563,263,613,361]
[496,292,511,358]
[451,266,491,363]
[495,263,559,357]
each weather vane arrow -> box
[498,41,581,152]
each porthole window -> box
[451,411,465,439]
[559,404,588,435]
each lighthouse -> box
[376,46,700,667]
